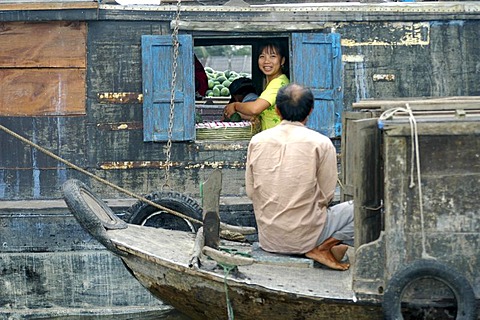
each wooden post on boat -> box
[201,169,222,249]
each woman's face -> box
[258,45,285,80]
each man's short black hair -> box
[275,83,314,122]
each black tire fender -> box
[382,259,477,320]
[123,191,203,232]
[62,179,128,257]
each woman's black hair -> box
[257,41,285,59]
[257,40,289,77]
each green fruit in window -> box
[216,76,227,83]
[195,112,203,124]
[229,112,242,122]
[220,87,230,96]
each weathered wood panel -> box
[340,20,480,109]
[383,122,480,288]
[97,3,480,23]
[0,69,86,116]
[87,21,169,92]
[0,1,98,12]
[0,21,86,116]
[0,116,88,199]
[0,21,86,68]
[86,139,249,198]
[0,117,88,167]
[351,118,383,249]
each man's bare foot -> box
[331,244,348,262]
[306,248,350,270]
[305,237,350,271]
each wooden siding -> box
[0,21,86,68]
[1,8,480,200]
[0,21,86,116]
[0,116,88,199]
[0,69,85,116]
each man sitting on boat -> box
[245,83,354,271]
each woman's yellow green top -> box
[258,74,290,131]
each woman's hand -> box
[224,99,270,118]
[224,103,236,119]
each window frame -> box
[142,32,343,142]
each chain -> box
[163,0,182,190]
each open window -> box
[141,32,343,142]
[193,43,254,123]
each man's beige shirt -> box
[246,120,337,254]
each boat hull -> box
[120,254,383,320]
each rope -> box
[0,123,258,236]
[0,124,203,226]
[378,105,434,260]
[219,263,237,320]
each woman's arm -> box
[224,98,270,119]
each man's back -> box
[246,121,338,254]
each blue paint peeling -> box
[430,20,465,27]
[14,171,20,196]
[354,61,369,102]
[56,117,68,186]
[0,169,5,198]
[32,120,40,198]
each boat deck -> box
[108,224,356,301]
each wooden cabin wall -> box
[339,20,480,110]
[0,21,86,116]
[86,18,480,200]
[85,20,248,199]
[1,16,480,201]
[0,21,88,199]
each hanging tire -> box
[123,191,203,232]
[62,179,128,257]
[382,259,477,320]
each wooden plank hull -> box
[121,254,382,320]
[108,225,383,320]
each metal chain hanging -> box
[163,0,182,190]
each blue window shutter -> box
[291,33,343,137]
[142,34,195,142]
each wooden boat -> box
[63,106,480,320]
[62,177,384,320]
